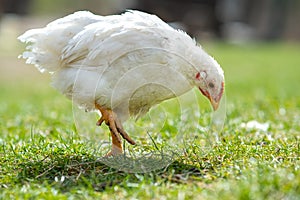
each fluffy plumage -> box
[19,10,224,155]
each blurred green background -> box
[1,0,299,104]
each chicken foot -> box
[95,104,136,156]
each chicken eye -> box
[208,82,215,88]
[200,71,207,79]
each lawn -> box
[0,40,299,199]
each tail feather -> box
[18,11,102,73]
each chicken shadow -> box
[15,152,215,192]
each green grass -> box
[1,42,300,199]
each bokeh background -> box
[1,0,300,52]
[1,0,299,105]
[1,0,300,122]
[1,0,300,137]
[1,0,300,41]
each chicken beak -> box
[210,98,220,111]
[201,81,224,111]
[211,81,224,111]
[199,88,218,110]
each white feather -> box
[18,11,102,72]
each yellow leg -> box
[106,129,123,156]
[95,104,136,156]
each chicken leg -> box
[95,104,136,156]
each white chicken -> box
[18,10,224,156]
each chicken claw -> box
[95,104,136,156]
